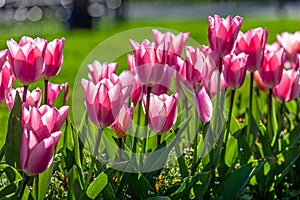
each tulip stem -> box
[44,79,48,105]
[118,138,123,149]
[84,128,102,189]
[22,85,28,102]
[249,72,254,120]
[157,134,161,147]
[268,89,273,145]
[35,174,39,200]
[18,175,29,200]
[143,87,151,152]
[225,89,236,144]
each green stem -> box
[249,72,254,120]
[118,138,123,149]
[44,79,48,105]
[22,85,28,103]
[224,89,236,143]
[157,134,161,147]
[84,128,102,189]
[35,174,39,200]
[142,87,151,152]
[268,89,273,144]
[18,175,30,200]
[132,101,142,152]
[192,107,199,175]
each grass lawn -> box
[0,18,300,145]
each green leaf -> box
[170,172,212,200]
[223,161,265,199]
[123,173,155,198]
[288,124,300,147]
[32,164,53,200]
[146,197,170,200]
[0,164,22,183]
[68,166,83,200]
[53,86,66,108]
[86,172,108,199]
[225,136,238,167]
[5,92,22,168]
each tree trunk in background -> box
[69,0,92,29]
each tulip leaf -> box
[0,164,22,183]
[225,136,238,167]
[170,172,212,200]
[68,166,83,200]
[123,173,155,198]
[53,87,66,108]
[86,172,108,199]
[288,124,300,147]
[5,92,22,169]
[146,197,170,200]
[32,164,54,200]
[223,161,265,199]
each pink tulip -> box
[41,38,65,80]
[277,31,300,62]
[273,69,300,102]
[0,61,14,104]
[258,48,285,88]
[47,82,69,106]
[152,29,189,56]
[208,15,243,58]
[20,126,61,175]
[0,49,7,71]
[145,93,178,134]
[81,78,124,128]
[6,87,42,110]
[194,87,213,123]
[235,28,268,72]
[254,71,269,92]
[88,60,118,84]
[7,36,47,85]
[208,69,228,98]
[112,105,134,138]
[223,53,248,89]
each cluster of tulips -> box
[0,36,69,175]
[81,14,300,154]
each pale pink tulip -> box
[88,60,118,84]
[223,53,248,89]
[254,71,269,92]
[6,87,42,110]
[112,105,134,138]
[0,49,7,71]
[208,15,243,58]
[0,61,14,104]
[208,69,228,98]
[277,31,300,62]
[41,38,65,80]
[235,28,268,72]
[194,87,213,123]
[258,48,285,88]
[7,36,47,85]
[81,78,124,128]
[145,93,178,134]
[47,82,69,106]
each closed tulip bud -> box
[0,61,14,104]
[223,53,248,89]
[6,87,42,110]
[145,93,178,134]
[194,87,213,123]
[235,28,268,72]
[112,105,134,138]
[41,38,65,80]
[258,48,285,88]
[208,15,243,58]
[7,36,47,85]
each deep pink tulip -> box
[0,49,7,71]
[277,31,300,62]
[145,93,178,134]
[88,60,118,84]
[258,48,285,88]
[208,15,243,58]
[235,28,268,72]
[112,105,134,138]
[0,61,14,104]
[254,71,269,92]
[6,87,42,110]
[47,82,69,106]
[273,69,300,102]
[41,38,65,80]
[20,126,61,175]
[223,53,248,89]
[22,104,69,133]
[7,36,47,85]
[81,78,124,128]
[194,87,213,123]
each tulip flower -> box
[208,69,228,98]
[235,28,268,72]
[0,49,7,71]
[6,87,42,110]
[258,48,285,89]
[0,61,14,104]
[47,82,69,107]
[145,93,178,134]
[277,31,300,62]
[81,78,124,128]
[273,69,300,102]
[88,60,118,84]
[41,38,65,80]
[7,36,47,86]
[194,87,213,123]
[20,126,61,175]
[253,71,269,92]
[112,105,134,138]
[223,53,248,89]
[208,15,243,58]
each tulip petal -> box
[194,88,213,123]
